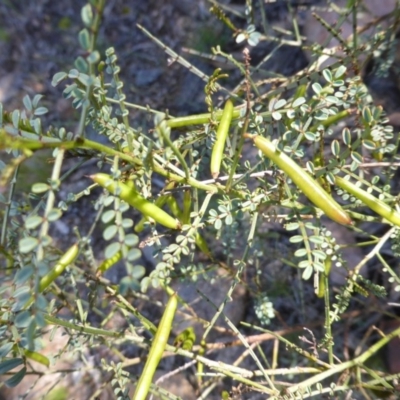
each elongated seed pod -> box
[97,251,122,274]
[166,108,241,128]
[336,176,400,227]
[39,243,79,293]
[210,100,234,179]
[90,173,180,230]
[182,189,191,224]
[317,257,332,298]
[22,348,50,367]
[133,293,178,400]
[134,182,176,232]
[249,135,352,225]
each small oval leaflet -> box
[124,233,139,247]
[272,111,282,121]
[33,107,48,116]
[334,65,347,79]
[19,237,39,254]
[331,140,340,157]
[25,215,43,230]
[292,97,306,108]
[103,225,118,241]
[81,3,93,27]
[31,183,50,194]
[104,242,121,259]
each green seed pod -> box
[210,99,234,179]
[182,189,191,225]
[39,243,79,293]
[22,348,50,367]
[174,326,196,351]
[133,292,178,400]
[317,257,332,298]
[134,182,176,233]
[134,196,167,233]
[97,251,122,274]
[249,135,352,225]
[90,173,181,230]
[166,195,182,219]
[165,108,241,128]
[336,176,400,227]
[195,232,211,257]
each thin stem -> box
[287,324,400,394]
[157,122,190,181]
[44,314,121,338]
[1,164,19,247]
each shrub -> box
[1,1,400,398]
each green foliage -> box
[2,0,400,399]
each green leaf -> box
[322,69,332,83]
[124,234,138,247]
[289,235,304,243]
[306,161,314,174]
[127,248,141,261]
[331,140,340,156]
[302,265,314,280]
[122,218,134,229]
[11,110,20,128]
[285,222,299,231]
[274,99,287,110]
[31,183,50,194]
[342,128,351,145]
[295,248,308,257]
[131,265,145,279]
[312,82,322,95]
[362,107,372,123]
[0,343,13,358]
[19,237,39,254]
[248,31,261,46]
[351,151,363,164]
[326,172,335,185]
[75,56,88,73]
[271,111,282,121]
[334,65,347,78]
[33,117,42,134]
[292,97,306,108]
[81,3,93,26]
[236,33,246,44]
[309,236,324,245]
[105,242,121,259]
[78,29,91,51]
[103,225,118,241]
[362,140,376,150]
[47,208,62,222]
[23,95,32,112]
[304,131,316,141]
[51,71,67,87]
[32,94,43,108]
[34,107,48,116]
[68,69,80,79]
[5,367,26,388]
[14,266,34,285]
[101,210,116,224]
[0,358,23,374]
[15,311,32,328]
[87,50,100,64]
[25,215,43,230]
[326,96,339,104]
[312,249,327,260]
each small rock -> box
[134,68,163,87]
